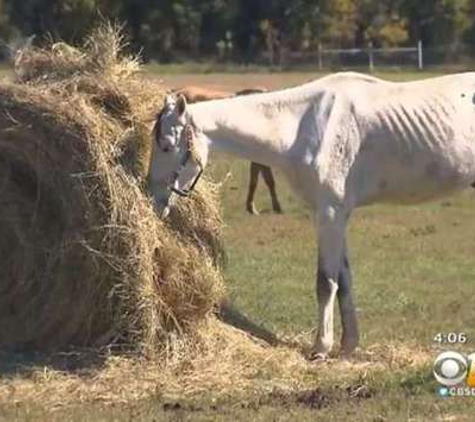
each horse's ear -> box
[177,94,187,116]
[165,94,176,107]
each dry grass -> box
[0,324,432,409]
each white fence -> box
[276,41,424,71]
[316,41,423,71]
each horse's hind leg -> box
[338,241,359,356]
[246,162,261,215]
[261,165,282,213]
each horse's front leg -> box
[338,240,359,356]
[311,204,349,359]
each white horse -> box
[147,72,475,358]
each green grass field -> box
[2,70,475,421]
[210,157,475,421]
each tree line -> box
[1,0,475,63]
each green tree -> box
[356,0,408,47]
[320,0,358,47]
[402,0,471,47]
[0,0,18,40]
[2,0,475,62]
[6,0,101,43]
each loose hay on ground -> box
[0,333,433,409]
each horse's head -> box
[147,94,207,218]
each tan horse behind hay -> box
[174,85,282,215]
[148,72,475,359]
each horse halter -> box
[154,118,204,198]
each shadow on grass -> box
[0,348,108,377]
[0,299,282,379]
[216,298,282,346]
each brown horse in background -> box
[173,85,282,215]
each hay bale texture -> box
[0,24,224,352]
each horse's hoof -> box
[246,203,259,215]
[308,338,334,361]
[307,350,328,361]
[272,203,283,214]
[339,350,354,361]
[340,338,359,358]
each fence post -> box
[368,42,374,72]
[318,42,322,70]
[417,40,423,70]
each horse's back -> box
[317,71,475,105]
[346,72,475,206]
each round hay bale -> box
[0,25,224,352]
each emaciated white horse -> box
[147,72,475,358]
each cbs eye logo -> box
[433,351,475,387]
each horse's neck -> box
[189,86,317,168]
